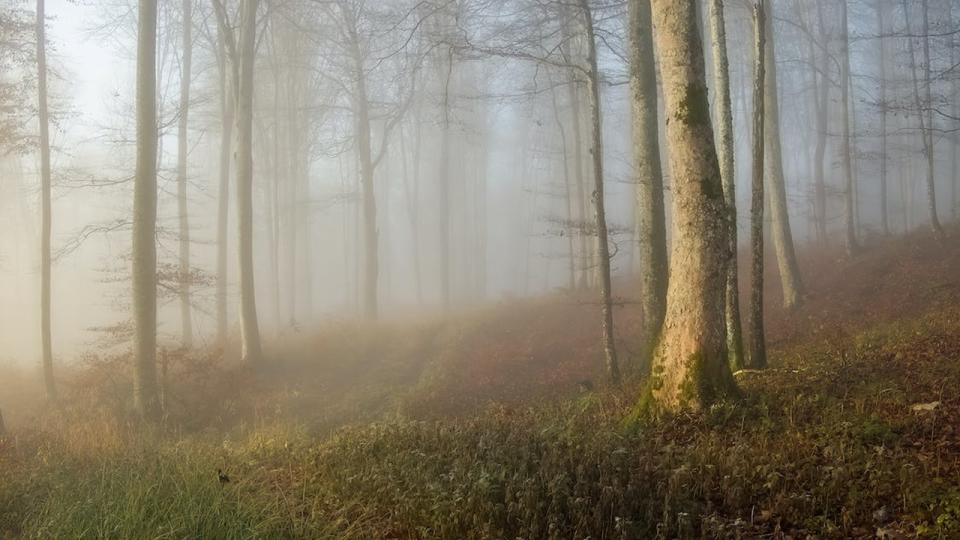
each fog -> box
[6,0,960,536]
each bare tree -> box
[579,0,619,384]
[629,0,667,366]
[132,0,161,419]
[749,0,767,369]
[707,0,744,370]
[175,0,194,348]
[214,0,264,363]
[762,0,804,309]
[36,0,55,401]
[840,0,858,255]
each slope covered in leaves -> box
[2,229,960,538]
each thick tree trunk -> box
[749,0,767,369]
[580,0,620,385]
[761,0,804,309]
[629,0,668,366]
[707,0,745,370]
[133,0,161,419]
[176,0,193,349]
[235,0,263,364]
[645,0,737,413]
[37,0,55,401]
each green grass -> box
[3,306,960,538]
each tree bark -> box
[37,0,55,401]
[133,0,161,419]
[707,0,745,370]
[645,0,737,413]
[176,0,193,349]
[235,0,263,363]
[438,46,454,312]
[761,0,804,309]
[920,0,944,238]
[549,79,576,291]
[749,0,767,369]
[878,1,890,236]
[840,0,858,255]
[580,0,620,385]
[812,0,829,244]
[629,0,668,367]
[214,21,232,346]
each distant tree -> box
[36,0,55,401]
[213,0,263,363]
[839,0,858,255]
[175,0,194,349]
[762,0,804,309]
[900,0,944,240]
[644,0,737,413]
[132,0,161,419]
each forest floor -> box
[3,227,960,538]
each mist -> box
[2,0,960,537]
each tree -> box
[707,0,744,370]
[762,0,804,309]
[644,0,737,413]
[214,18,233,346]
[749,0,767,369]
[36,0,55,401]
[900,0,944,239]
[176,0,194,348]
[577,0,620,384]
[214,0,264,363]
[628,0,667,366]
[877,0,890,236]
[132,0,161,419]
[840,0,858,255]
[234,0,263,363]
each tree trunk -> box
[438,47,454,311]
[645,0,737,413]
[235,0,263,364]
[580,0,620,385]
[812,0,829,244]
[133,0,161,419]
[176,0,193,349]
[629,0,668,367]
[707,0,745,370]
[402,113,423,305]
[878,1,890,236]
[215,24,232,346]
[762,0,804,309]
[920,0,944,238]
[549,80,576,291]
[749,0,767,370]
[840,0,858,256]
[899,0,941,239]
[37,0,55,401]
